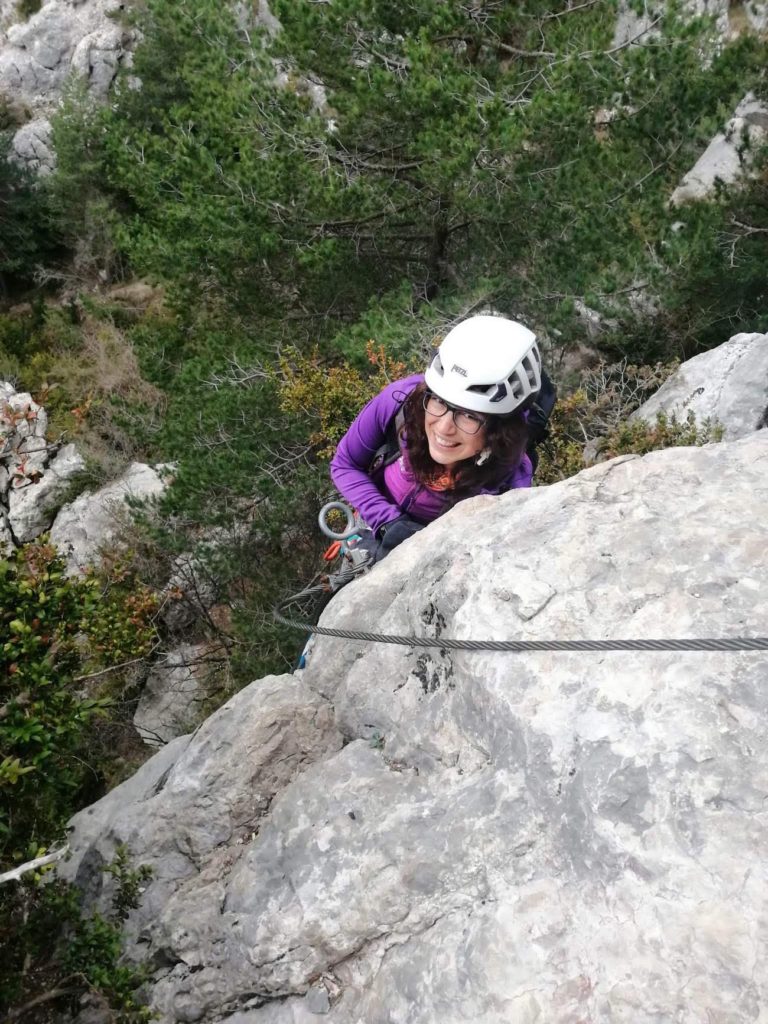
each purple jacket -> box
[330,374,533,534]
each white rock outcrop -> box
[670,93,768,205]
[8,441,85,542]
[49,460,167,570]
[0,0,132,108]
[632,331,768,439]
[0,0,135,170]
[9,115,56,174]
[63,432,768,1023]
[1,383,87,548]
[613,0,767,48]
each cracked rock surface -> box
[63,433,768,1023]
[0,0,135,171]
[631,331,768,440]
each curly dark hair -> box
[399,382,529,497]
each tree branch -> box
[0,847,69,885]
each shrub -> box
[1,846,153,1022]
[535,360,721,484]
[275,341,416,457]
[15,0,42,18]
[0,542,159,867]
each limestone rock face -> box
[0,0,132,109]
[613,0,767,48]
[0,383,87,548]
[133,642,228,746]
[632,331,768,439]
[0,0,135,171]
[670,93,768,205]
[61,676,344,948]
[49,461,167,570]
[64,433,768,1023]
[9,116,56,174]
[8,441,86,543]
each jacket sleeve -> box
[330,376,420,533]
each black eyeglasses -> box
[422,392,488,436]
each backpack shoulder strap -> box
[369,408,405,475]
[526,370,557,472]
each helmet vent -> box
[467,382,508,403]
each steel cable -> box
[274,586,768,653]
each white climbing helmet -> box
[424,315,542,416]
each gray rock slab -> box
[631,331,768,440]
[62,675,343,952]
[50,461,167,570]
[0,509,12,554]
[0,0,131,107]
[9,116,55,175]
[64,433,768,1023]
[0,389,47,441]
[8,441,85,543]
[133,643,228,746]
[671,93,768,205]
[161,552,219,632]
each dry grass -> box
[31,313,166,479]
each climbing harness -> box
[279,501,768,654]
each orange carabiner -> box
[323,540,343,561]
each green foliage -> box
[0,542,158,866]
[29,0,768,684]
[1,846,153,1022]
[602,408,724,458]
[15,0,42,18]
[535,359,722,483]
[0,133,62,292]
[275,341,415,456]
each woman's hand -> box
[376,515,425,555]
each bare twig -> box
[607,141,682,205]
[7,986,81,1021]
[72,644,161,684]
[0,847,69,885]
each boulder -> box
[670,93,768,205]
[7,441,85,543]
[9,116,56,175]
[0,0,132,107]
[133,642,228,747]
[63,433,768,1023]
[612,1,767,49]
[161,551,219,633]
[49,461,167,571]
[631,331,768,440]
[0,387,47,445]
[0,509,12,553]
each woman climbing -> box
[330,315,545,563]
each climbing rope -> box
[274,576,768,653]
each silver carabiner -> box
[318,501,359,541]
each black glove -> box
[376,514,425,555]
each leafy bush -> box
[601,409,724,458]
[0,542,158,867]
[275,342,415,457]
[15,0,42,18]
[1,846,152,1022]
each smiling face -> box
[424,401,488,466]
